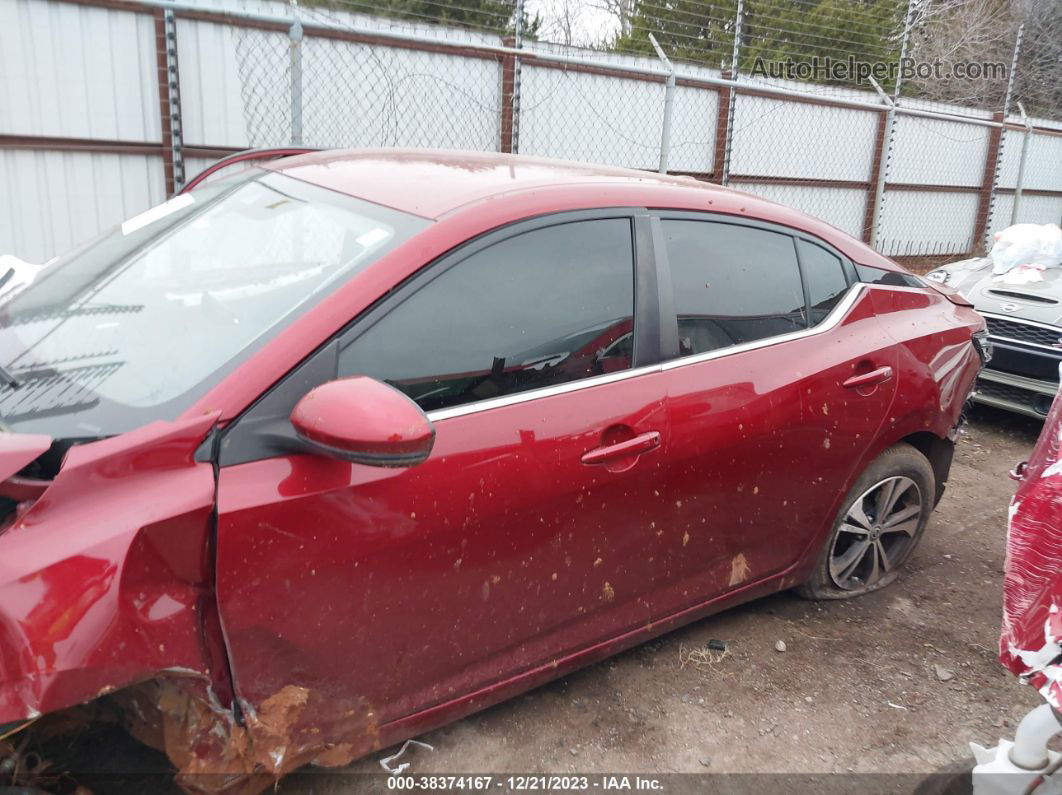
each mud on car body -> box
[1,150,988,791]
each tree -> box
[323,0,540,36]
[905,0,1061,117]
[612,0,907,90]
[612,0,740,65]
[740,0,905,78]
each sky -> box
[525,0,621,48]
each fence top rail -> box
[50,0,1062,134]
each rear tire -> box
[796,443,935,600]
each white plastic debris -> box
[970,738,1062,795]
[971,704,1062,795]
[379,739,434,776]
[997,264,1046,285]
[990,223,1062,275]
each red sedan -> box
[0,150,987,788]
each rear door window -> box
[661,220,807,357]
[339,218,635,412]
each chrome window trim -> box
[427,361,664,421]
[427,282,877,423]
[660,283,869,371]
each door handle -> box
[581,431,661,465]
[842,366,893,390]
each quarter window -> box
[856,263,924,288]
[662,220,807,357]
[798,240,849,324]
[339,219,636,412]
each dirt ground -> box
[18,404,1049,792]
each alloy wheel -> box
[828,475,923,591]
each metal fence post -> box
[1011,102,1033,225]
[511,0,524,154]
[867,77,894,251]
[729,0,743,75]
[1001,23,1024,118]
[983,22,1025,246]
[649,34,675,174]
[866,0,914,250]
[719,0,744,185]
[156,8,184,195]
[289,18,304,146]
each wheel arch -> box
[898,430,954,507]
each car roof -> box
[267,148,902,271]
[268,149,736,218]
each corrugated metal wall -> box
[2,0,1060,264]
[0,0,167,262]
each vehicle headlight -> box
[926,269,951,284]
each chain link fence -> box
[179,0,1061,264]
[232,23,504,151]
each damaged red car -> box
[0,150,989,789]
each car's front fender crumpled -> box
[0,413,220,726]
[1001,368,1062,710]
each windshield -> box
[0,171,426,438]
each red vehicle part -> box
[177,147,317,195]
[0,414,222,721]
[0,151,988,790]
[1001,368,1062,710]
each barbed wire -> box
[218,0,1059,260]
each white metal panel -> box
[877,190,980,256]
[520,65,667,171]
[1008,194,1062,227]
[0,0,159,141]
[735,183,866,239]
[303,43,501,151]
[728,97,877,181]
[0,150,165,263]
[996,130,1062,194]
[996,128,1024,190]
[1017,133,1062,193]
[987,194,1015,241]
[888,116,989,188]
[177,19,251,148]
[666,86,716,173]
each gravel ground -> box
[18,405,1049,793]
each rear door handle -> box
[581,431,661,465]
[842,366,893,390]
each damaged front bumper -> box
[0,415,221,729]
[0,414,371,793]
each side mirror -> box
[289,376,435,467]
